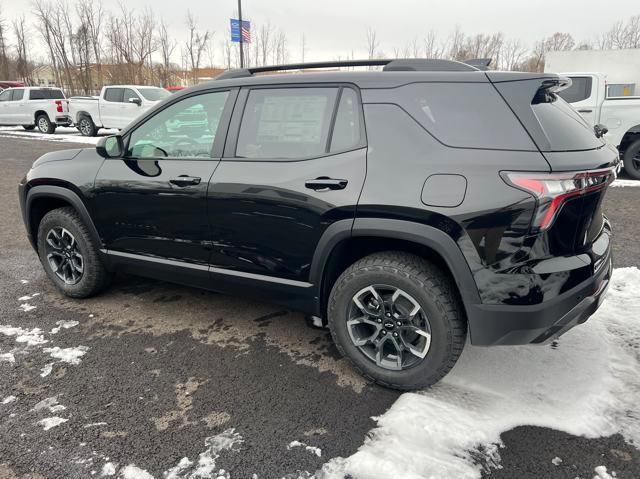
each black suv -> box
[19,59,616,390]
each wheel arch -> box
[310,218,481,321]
[33,110,50,122]
[619,125,640,154]
[25,185,102,252]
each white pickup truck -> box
[0,87,71,134]
[555,72,640,179]
[69,85,171,136]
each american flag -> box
[241,21,251,43]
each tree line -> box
[0,1,639,95]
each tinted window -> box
[393,83,535,150]
[330,88,362,152]
[30,89,46,100]
[236,88,338,159]
[123,88,140,102]
[0,90,11,102]
[558,77,592,103]
[138,87,171,102]
[104,88,123,102]
[531,95,603,151]
[127,90,229,159]
[45,89,65,100]
[11,89,24,101]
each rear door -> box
[93,88,235,279]
[207,85,367,285]
[101,87,124,128]
[8,88,26,124]
[557,75,599,126]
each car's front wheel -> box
[623,139,640,180]
[328,252,466,390]
[36,114,56,134]
[77,116,97,137]
[37,207,111,298]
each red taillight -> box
[502,168,615,231]
[55,100,63,113]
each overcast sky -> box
[3,0,640,62]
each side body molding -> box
[24,185,103,251]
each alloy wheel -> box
[79,118,91,136]
[346,284,432,371]
[37,117,49,133]
[45,227,84,285]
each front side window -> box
[236,88,338,159]
[127,90,229,159]
[0,90,11,102]
[11,89,24,101]
[104,88,123,102]
[138,87,171,102]
[123,88,140,103]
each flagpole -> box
[237,0,244,68]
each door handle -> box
[305,177,348,191]
[578,109,593,113]
[169,175,201,187]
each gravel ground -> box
[0,135,638,479]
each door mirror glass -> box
[97,135,124,158]
[128,97,142,106]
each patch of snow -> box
[611,179,640,187]
[32,396,65,413]
[593,465,616,479]
[163,429,243,479]
[38,416,68,431]
[551,456,563,466]
[0,325,47,346]
[20,279,29,284]
[0,126,117,145]
[18,293,40,301]
[43,345,89,365]
[40,363,54,377]
[0,352,15,363]
[119,465,154,479]
[18,303,36,312]
[101,462,117,476]
[317,268,640,479]
[50,320,79,334]
[287,440,322,458]
[2,395,17,404]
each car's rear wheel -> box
[36,114,56,134]
[22,125,35,131]
[623,139,640,180]
[77,116,97,137]
[37,207,111,298]
[328,251,466,390]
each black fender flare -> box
[25,185,103,251]
[309,217,481,313]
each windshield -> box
[138,87,171,102]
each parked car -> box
[0,80,25,90]
[0,87,71,133]
[19,59,616,390]
[166,86,186,93]
[69,85,171,136]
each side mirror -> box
[594,123,608,138]
[96,135,124,158]
[128,97,142,106]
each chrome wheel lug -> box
[396,321,402,327]
[377,318,382,323]
[393,332,398,337]
[385,313,391,318]
[381,330,387,335]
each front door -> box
[561,76,599,127]
[92,88,235,273]
[119,88,144,128]
[0,89,11,123]
[207,85,367,284]
[101,87,124,129]
[10,89,27,124]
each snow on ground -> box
[612,179,640,187]
[593,465,617,478]
[316,267,640,479]
[0,126,117,145]
[43,345,89,365]
[50,320,79,334]
[0,326,47,346]
[37,416,68,431]
[287,441,322,458]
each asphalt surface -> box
[0,135,639,479]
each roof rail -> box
[465,58,492,71]
[214,58,479,80]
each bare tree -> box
[423,30,444,59]
[366,27,379,61]
[599,15,640,49]
[544,32,575,52]
[12,16,33,84]
[184,10,210,83]
[77,1,104,92]
[259,22,273,66]
[0,4,10,79]
[157,20,176,87]
[499,39,527,71]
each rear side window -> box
[392,83,536,150]
[236,88,338,159]
[11,89,24,101]
[330,88,362,152]
[46,89,65,100]
[104,88,123,102]
[30,89,45,100]
[558,77,592,103]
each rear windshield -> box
[138,87,171,102]
[531,94,603,151]
[29,89,65,100]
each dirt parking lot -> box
[1,131,639,479]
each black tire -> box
[623,139,640,180]
[37,207,111,298]
[36,114,56,134]
[22,125,35,131]
[77,115,97,137]
[328,251,466,390]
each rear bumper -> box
[468,250,612,346]
[55,115,72,126]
